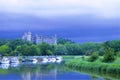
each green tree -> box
[103,40,120,55]
[102,48,115,62]
[80,42,101,55]
[22,45,40,56]
[10,50,19,56]
[0,44,10,56]
[54,44,67,55]
[46,50,53,55]
[65,43,82,55]
[57,38,75,44]
[8,39,26,51]
[38,43,54,55]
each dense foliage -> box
[0,38,120,62]
[88,52,99,62]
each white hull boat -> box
[0,57,10,64]
[10,57,19,63]
[42,58,48,63]
[28,59,38,64]
[56,57,62,63]
[51,58,56,63]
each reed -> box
[65,59,120,75]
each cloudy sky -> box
[0,0,120,43]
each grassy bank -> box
[65,59,120,75]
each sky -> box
[0,0,120,43]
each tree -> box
[102,48,115,62]
[65,43,82,55]
[54,44,68,55]
[38,43,54,55]
[8,39,25,50]
[57,38,75,44]
[0,44,10,56]
[0,39,9,46]
[46,50,53,55]
[21,45,40,56]
[10,50,19,56]
[80,42,101,55]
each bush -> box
[88,52,99,62]
[102,48,115,62]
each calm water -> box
[0,62,115,80]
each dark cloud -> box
[0,13,120,43]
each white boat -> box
[0,57,10,64]
[51,58,56,63]
[42,58,48,63]
[56,56,62,63]
[28,58,38,64]
[22,59,26,62]
[10,57,19,63]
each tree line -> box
[0,38,120,60]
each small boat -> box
[51,58,56,63]
[56,56,62,63]
[42,58,48,63]
[28,58,38,64]
[0,57,10,64]
[10,57,19,63]
[22,59,27,62]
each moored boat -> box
[42,58,48,63]
[10,57,19,63]
[56,56,62,63]
[28,58,38,64]
[0,57,10,64]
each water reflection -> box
[0,63,118,80]
[0,64,10,69]
[10,63,19,68]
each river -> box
[0,62,118,80]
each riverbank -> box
[65,59,120,78]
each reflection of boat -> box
[10,57,19,63]
[0,64,10,69]
[10,63,19,68]
[0,57,10,64]
[28,59,38,64]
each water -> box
[0,63,114,80]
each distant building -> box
[22,31,57,45]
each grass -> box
[65,59,120,75]
[64,56,120,79]
[114,57,120,64]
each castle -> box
[22,32,57,45]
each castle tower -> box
[54,34,57,45]
[27,31,32,42]
[22,31,32,42]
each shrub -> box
[88,52,99,62]
[102,48,115,62]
